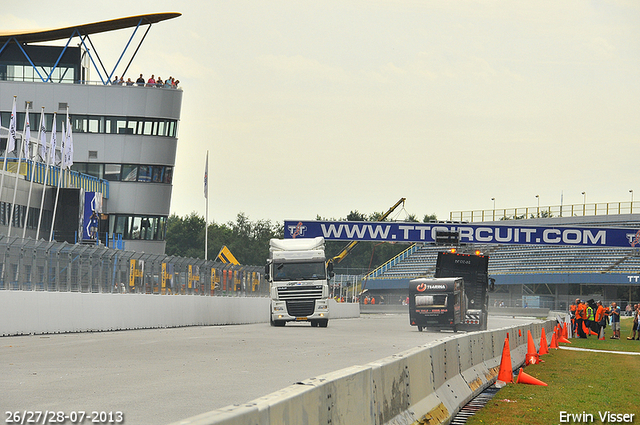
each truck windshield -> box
[273,261,326,281]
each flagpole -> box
[204,150,209,260]
[36,111,55,241]
[0,122,6,219]
[49,118,65,242]
[23,107,44,238]
[7,100,25,237]
[0,96,17,231]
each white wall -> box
[0,292,360,336]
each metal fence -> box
[0,235,266,296]
[450,200,639,223]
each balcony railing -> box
[450,201,638,223]
[0,158,108,198]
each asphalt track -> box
[1,314,535,425]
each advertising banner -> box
[284,220,640,248]
[82,192,102,240]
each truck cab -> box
[435,251,491,331]
[265,237,333,327]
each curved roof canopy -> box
[0,12,181,44]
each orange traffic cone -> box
[525,330,540,365]
[550,332,559,349]
[497,337,513,384]
[562,322,569,339]
[599,326,605,341]
[519,329,522,337]
[515,368,547,386]
[558,335,571,344]
[539,328,549,355]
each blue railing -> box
[1,158,108,198]
[365,243,420,279]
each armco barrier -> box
[171,320,557,425]
[0,292,359,336]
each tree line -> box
[165,211,438,272]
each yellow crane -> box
[328,197,406,265]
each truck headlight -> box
[317,304,328,310]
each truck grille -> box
[276,285,323,300]
[286,300,316,317]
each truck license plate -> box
[296,317,308,321]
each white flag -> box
[22,108,30,159]
[204,150,209,199]
[38,108,47,162]
[7,96,17,153]
[60,121,66,167]
[49,113,57,165]
[64,112,73,169]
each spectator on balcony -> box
[146,74,156,87]
[111,76,123,85]
[125,78,134,86]
[156,77,163,88]
[136,74,145,86]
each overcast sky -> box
[2,1,639,225]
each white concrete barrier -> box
[170,320,557,425]
[328,299,360,318]
[0,292,360,336]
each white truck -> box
[265,237,333,327]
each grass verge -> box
[467,317,639,425]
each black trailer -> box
[409,277,464,332]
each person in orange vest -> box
[576,299,588,338]
[364,296,369,305]
[570,298,579,334]
[594,301,606,340]
[371,296,376,305]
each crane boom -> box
[329,197,406,265]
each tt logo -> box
[626,230,640,246]
[627,276,640,283]
[288,222,307,238]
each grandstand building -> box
[363,212,640,310]
[0,13,182,254]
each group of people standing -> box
[111,74,180,89]
[569,298,639,340]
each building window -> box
[75,163,172,184]
[3,113,178,138]
[109,214,167,241]
[121,165,138,181]
[104,164,121,181]
[138,165,152,182]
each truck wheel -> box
[417,326,423,332]
[319,319,328,328]
[274,320,285,327]
[452,325,458,333]
[310,321,318,327]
